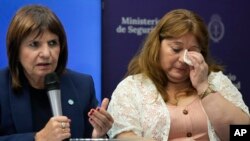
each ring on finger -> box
[61,122,66,129]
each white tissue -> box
[183,49,193,66]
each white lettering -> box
[241,129,247,135]
[127,26,154,36]
[121,17,159,26]
[116,25,126,33]
[234,129,241,136]
[234,129,247,136]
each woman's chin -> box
[167,75,189,83]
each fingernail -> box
[90,109,95,115]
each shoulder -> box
[60,69,95,91]
[116,73,153,88]
[208,71,230,86]
[0,68,10,99]
[208,71,234,91]
[113,73,158,99]
[62,69,94,84]
[208,71,249,114]
[121,73,152,84]
[0,67,10,85]
[63,69,93,80]
[0,67,9,77]
[208,71,224,79]
[208,71,238,91]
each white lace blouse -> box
[107,71,249,141]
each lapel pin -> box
[68,99,74,105]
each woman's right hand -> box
[35,116,71,141]
[188,51,209,94]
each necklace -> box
[166,92,188,106]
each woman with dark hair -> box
[0,5,113,141]
[107,9,249,141]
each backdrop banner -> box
[102,0,250,107]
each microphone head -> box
[44,72,60,91]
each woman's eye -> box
[48,40,58,47]
[172,47,181,53]
[29,41,39,48]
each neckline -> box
[166,96,199,108]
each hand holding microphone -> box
[35,72,71,141]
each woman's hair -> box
[127,9,223,101]
[6,5,68,91]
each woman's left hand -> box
[88,98,114,138]
[188,51,209,94]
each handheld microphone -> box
[45,72,62,116]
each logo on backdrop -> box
[208,14,225,43]
[116,17,159,36]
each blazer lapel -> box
[60,75,84,137]
[9,86,33,132]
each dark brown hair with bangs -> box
[6,5,68,91]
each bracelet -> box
[199,86,216,99]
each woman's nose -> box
[39,45,50,57]
[178,50,185,63]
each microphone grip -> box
[47,90,62,116]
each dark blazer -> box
[0,68,98,141]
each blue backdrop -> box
[0,0,102,103]
[102,0,250,107]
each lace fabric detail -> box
[107,71,249,141]
[208,71,249,115]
